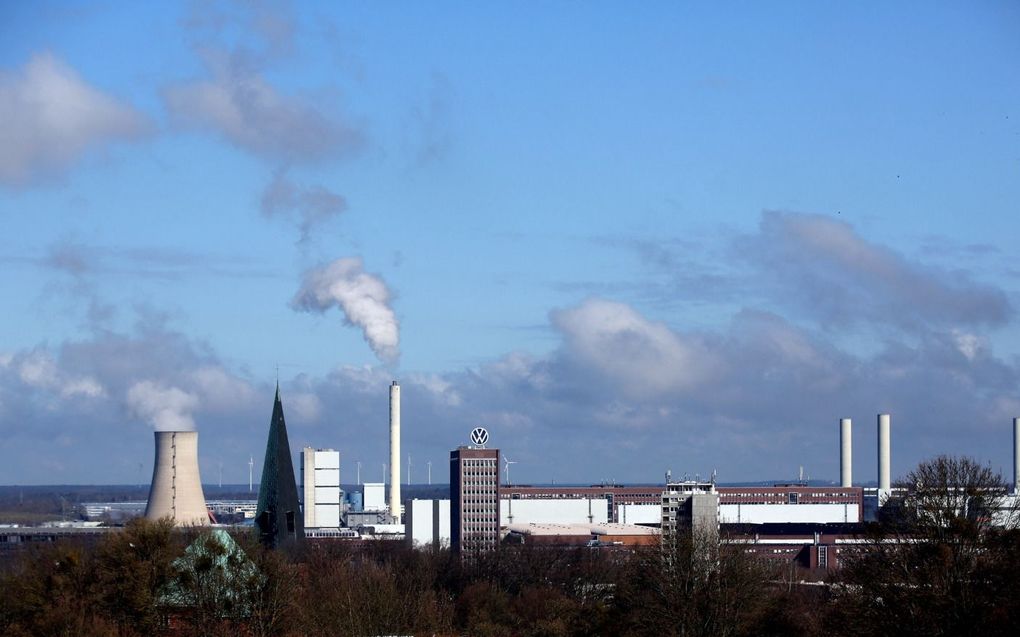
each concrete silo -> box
[144,431,210,526]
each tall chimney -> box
[840,418,852,487]
[1013,417,1019,495]
[145,431,209,526]
[389,381,401,523]
[877,414,891,497]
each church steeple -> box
[255,384,304,547]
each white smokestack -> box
[840,418,852,488]
[389,381,401,522]
[878,413,891,497]
[1013,417,1019,495]
[144,431,209,526]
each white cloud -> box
[292,257,400,364]
[286,392,322,423]
[191,366,255,410]
[16,350,105,399]
[126,381,199,431]
[952,330,982,361]
[0,52,149,187]
[60,377,105,399]
[18,351,60,388]
[551,298,720,398]
[410,372,462,407]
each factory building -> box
[500,497,609,526]
[718,486,862,524]
[255,385,304,548]
[450,431,500,555]
[301,448,341,528]
[501,485,663,522]
[501,484,862,527]
[405,499,451,548]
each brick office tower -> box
[450,443,500,555]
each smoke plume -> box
[127,380,199,431]
[292,258,400,364]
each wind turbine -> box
[427,461,432,485]
[504,455,518,486]
[407,455,412,486]
[356,461,362,485]
[248,456,254,493]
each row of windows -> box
[461,459,497,467]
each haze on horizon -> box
[1,2,1019,486]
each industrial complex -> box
[7,384,1019,575]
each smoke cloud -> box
[127,380,199,431]
[260,170,347,243]
[292,258,400,364]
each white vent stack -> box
[144,431,209,526]
[1013,417,1019,495]
[389,381,401,523]
[877,413,891,498]
[839,418,852,487]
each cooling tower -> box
[389,381,401,522]
[839,418,852,487]
[145,431,210,526]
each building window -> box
[788,492,799,505]
[818,545,828,569]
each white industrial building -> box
[500,497,609,526]
[405,499,451,547]
[719,501,860,524]
[362,482,387,512]
[301,448,341,528]
[616,503,661,524]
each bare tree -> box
[831,455,1019,637]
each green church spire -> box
[255,386,304,548]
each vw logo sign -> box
[470,427,489,446]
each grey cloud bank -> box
[743,211,1013,330]
[1,211,1018,484]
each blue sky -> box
[1,1,1019,486]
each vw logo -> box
[470,427,489,446]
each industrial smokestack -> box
[1013,417,1019,495]
[145,431,209,526]
[840,418,852,487]
[389,381,401,522]
[878,414,891,497]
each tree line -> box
[1,455,1018,636]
